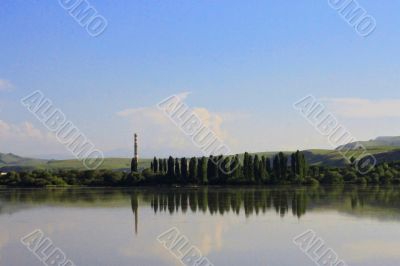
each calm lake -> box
[1,186,400,266]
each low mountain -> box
[0,153,47,168]
[2,142,400,172]
[336,136,400,151]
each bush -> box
[304,177,319,186]
[322,171,343,184]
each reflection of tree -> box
[143,188,312,219]
[167,193,174,214]
[292,189,307,218]
[189,193,197,213]
[198,188,208,213]
[181,192,188,214]
[4,186,400,227]
[139,186,400,220]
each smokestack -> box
[131,133,139,172]
[134,133,138,160]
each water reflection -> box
[133,186,400,219]
[131,194,138,235]
[141,189,305,217]
[2,186,400,235]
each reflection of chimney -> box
[134,208,138,235]
[134,133,138,161]
[131,195,138,235]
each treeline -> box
[2,151,400,187]
[0,169,130,187]
[146,151,308,185]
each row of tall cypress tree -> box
[148,151,308,184]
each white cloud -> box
[192,107,225,139]
[324,98,400,118]
[0,79,14,91]
[116,92,191,118]
[0,120,63,156]
[0,120,43,139]
[116,92,241,157]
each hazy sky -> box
[1,0,400,158]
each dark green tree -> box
[175,158,181,180]
[163,159,167,174]
[181,157,188,181]
[197,157,203,183]
[260,156,267,183]
[291,153,297,179]
[189,157,198,183]
[273,154,281,183]
[153,157,158,173]
[167,156,175,179]
[290,151,307,182]
[159,158,163,172]
[279,152,288,181]
[243,152,250,178]
[254,155,261,183]
[216,155,224,182]
[220,157,231,183]
[200,156,208,184]
[265,158,272,173]
[231,155,241,181]
[248,154,254,183]
[207,156,218,183]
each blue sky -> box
[1,0,400,158]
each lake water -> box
[1,186,400,266]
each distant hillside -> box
[302,147,400,167]
[235,144,400,168]
[0,153,151,172]
[251,147,400,167]
[3,140,400,172]
[336,136,400,151]
[0,153,47,170]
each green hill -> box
[336,136,400,150]
[246,147,400,167]
[3,135,400,172]
[0,153,47,169]
[0,153,151,172]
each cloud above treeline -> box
[0,120,64,156]
[116,92,243,157]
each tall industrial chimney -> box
[134,133,138,161]
[131,133,139,172]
